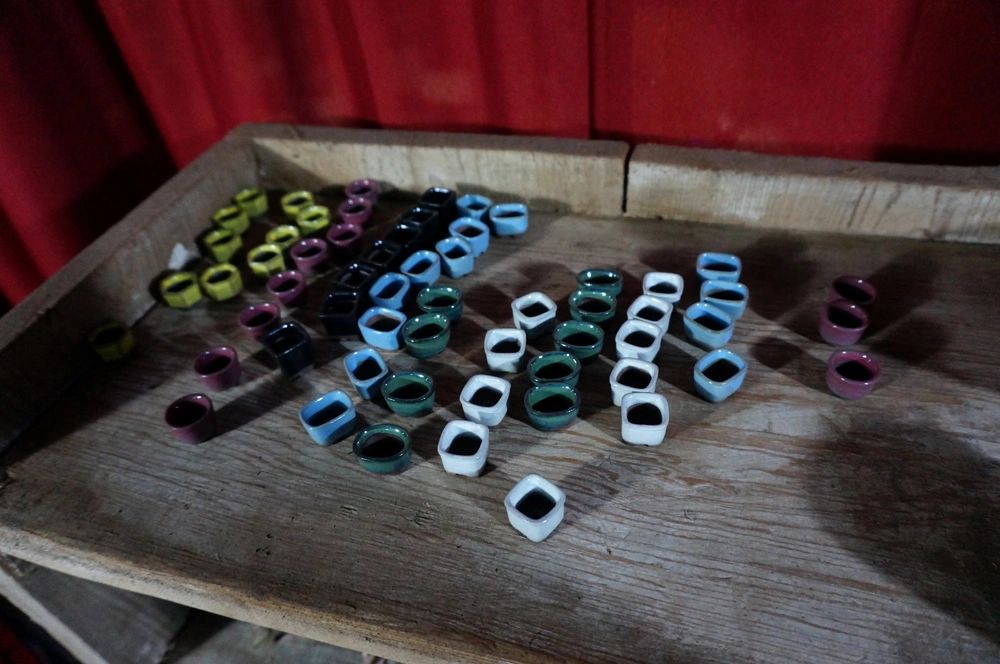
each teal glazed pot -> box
[381,371,435,417]
[528,351,581,387]
[524,384,580,431]
[416,285,464,323]
[568,288,617,325]
[576,268,623,297]
[353,424,412,474]
[553,320,604,362]
[402,313,451,359]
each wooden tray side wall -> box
[626,143,1000,243]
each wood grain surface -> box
[627,143,1000,244]
[1,205,998,663]
[245,124,629,216]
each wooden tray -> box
[1,125,998,663]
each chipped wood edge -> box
[626,143,1000,243]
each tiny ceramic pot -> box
[212,205,250,235]
[320,289,362,337]
[435,236,475,278]
[400,250,441,288]
[456,193,493,220]
[400,206,441,236]
[829,275,877,307]
[826,350,881,400]
[402,313,451,359]
[381,371,435,417]
[262,322,313,377]
[160,272,202,309]
[620,392,669,446]
[504,474,565,542]
[696,252,742,282]
[345,179,379,206]
[343,347,390,399]
[459,374,511,426]
[358,307,407,351]
[488,203,529,236]
[693,348,748,403]
[700,280,750,320]
[202,228,242,263]
[609,358,658,407]
[819,299,869,346]
[247,243,286,279]
[334,262,381,296]
[87,321,134,362]
[290,238,330,276]
[448,218,490,256]
[576,268,623,297]
[194,346,241,390]
[266,270,308,308]
[233,186,268,217]
[265,224,301,251]
[337,197,373,228]
[419,187,458,222]
[484,328,527,373]
[528,351,581,387]
[642,272,684,303]
[199,263,243,302]
[615,319,664,361]
[296,204,331,236]
[361,240,406,273]
[511,292,558,339]
[438,420,490,477]
[568,289,617,326]
[524,383,580,431]
[683,302,734,349]
[416,285,463,323]
[553,320,604,362]
[280,190,314,220]
[369,272,411,310]
[325,224,364,258]
[239,302,281,340]
[384,223,426,254]
[353,424,411,474]
[164,394,216,444]
[299,389,357,446]
[626,295,672,334]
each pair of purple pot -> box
[819,276,881,399]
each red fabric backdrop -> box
[2,0,999,305]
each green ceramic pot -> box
[401,313,451,359]
[576,268,623,297]
[528,351,581,387]
[353,423,412,474]
[381,371,435,416]
[553,320,604,362]
[524,384,580,431]
[568,288,617,325]
[416,285,464,323]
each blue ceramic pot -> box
[299,389,357,445]
[369,272,411,310]
[435,236,475,278]
[488,203,529,236]
[448,218,490,256]
[696,252,742,282]
[343,347,389,399]
[693,348,747,403]
[357,306,407,350]
[683,302,734,349]
[700,280,749,319]
[400,250,441,288]
[456,193,493,220]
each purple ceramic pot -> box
[826,350,881,400]
[828,275,877,307]
[337,197,373,228]
[819,298,869,346]
[194,346,241,390]
[325,223,364,259]
[345,179,379,206]
[164,394,216,443]
[266,270,308,308]
[239,302,281,341]
[290,238,330,276]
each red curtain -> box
[2,0,999,305]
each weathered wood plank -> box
[242,124,628,216]
[0,556,188,664]
[1,211,997,663]
[627,143,1000,243]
